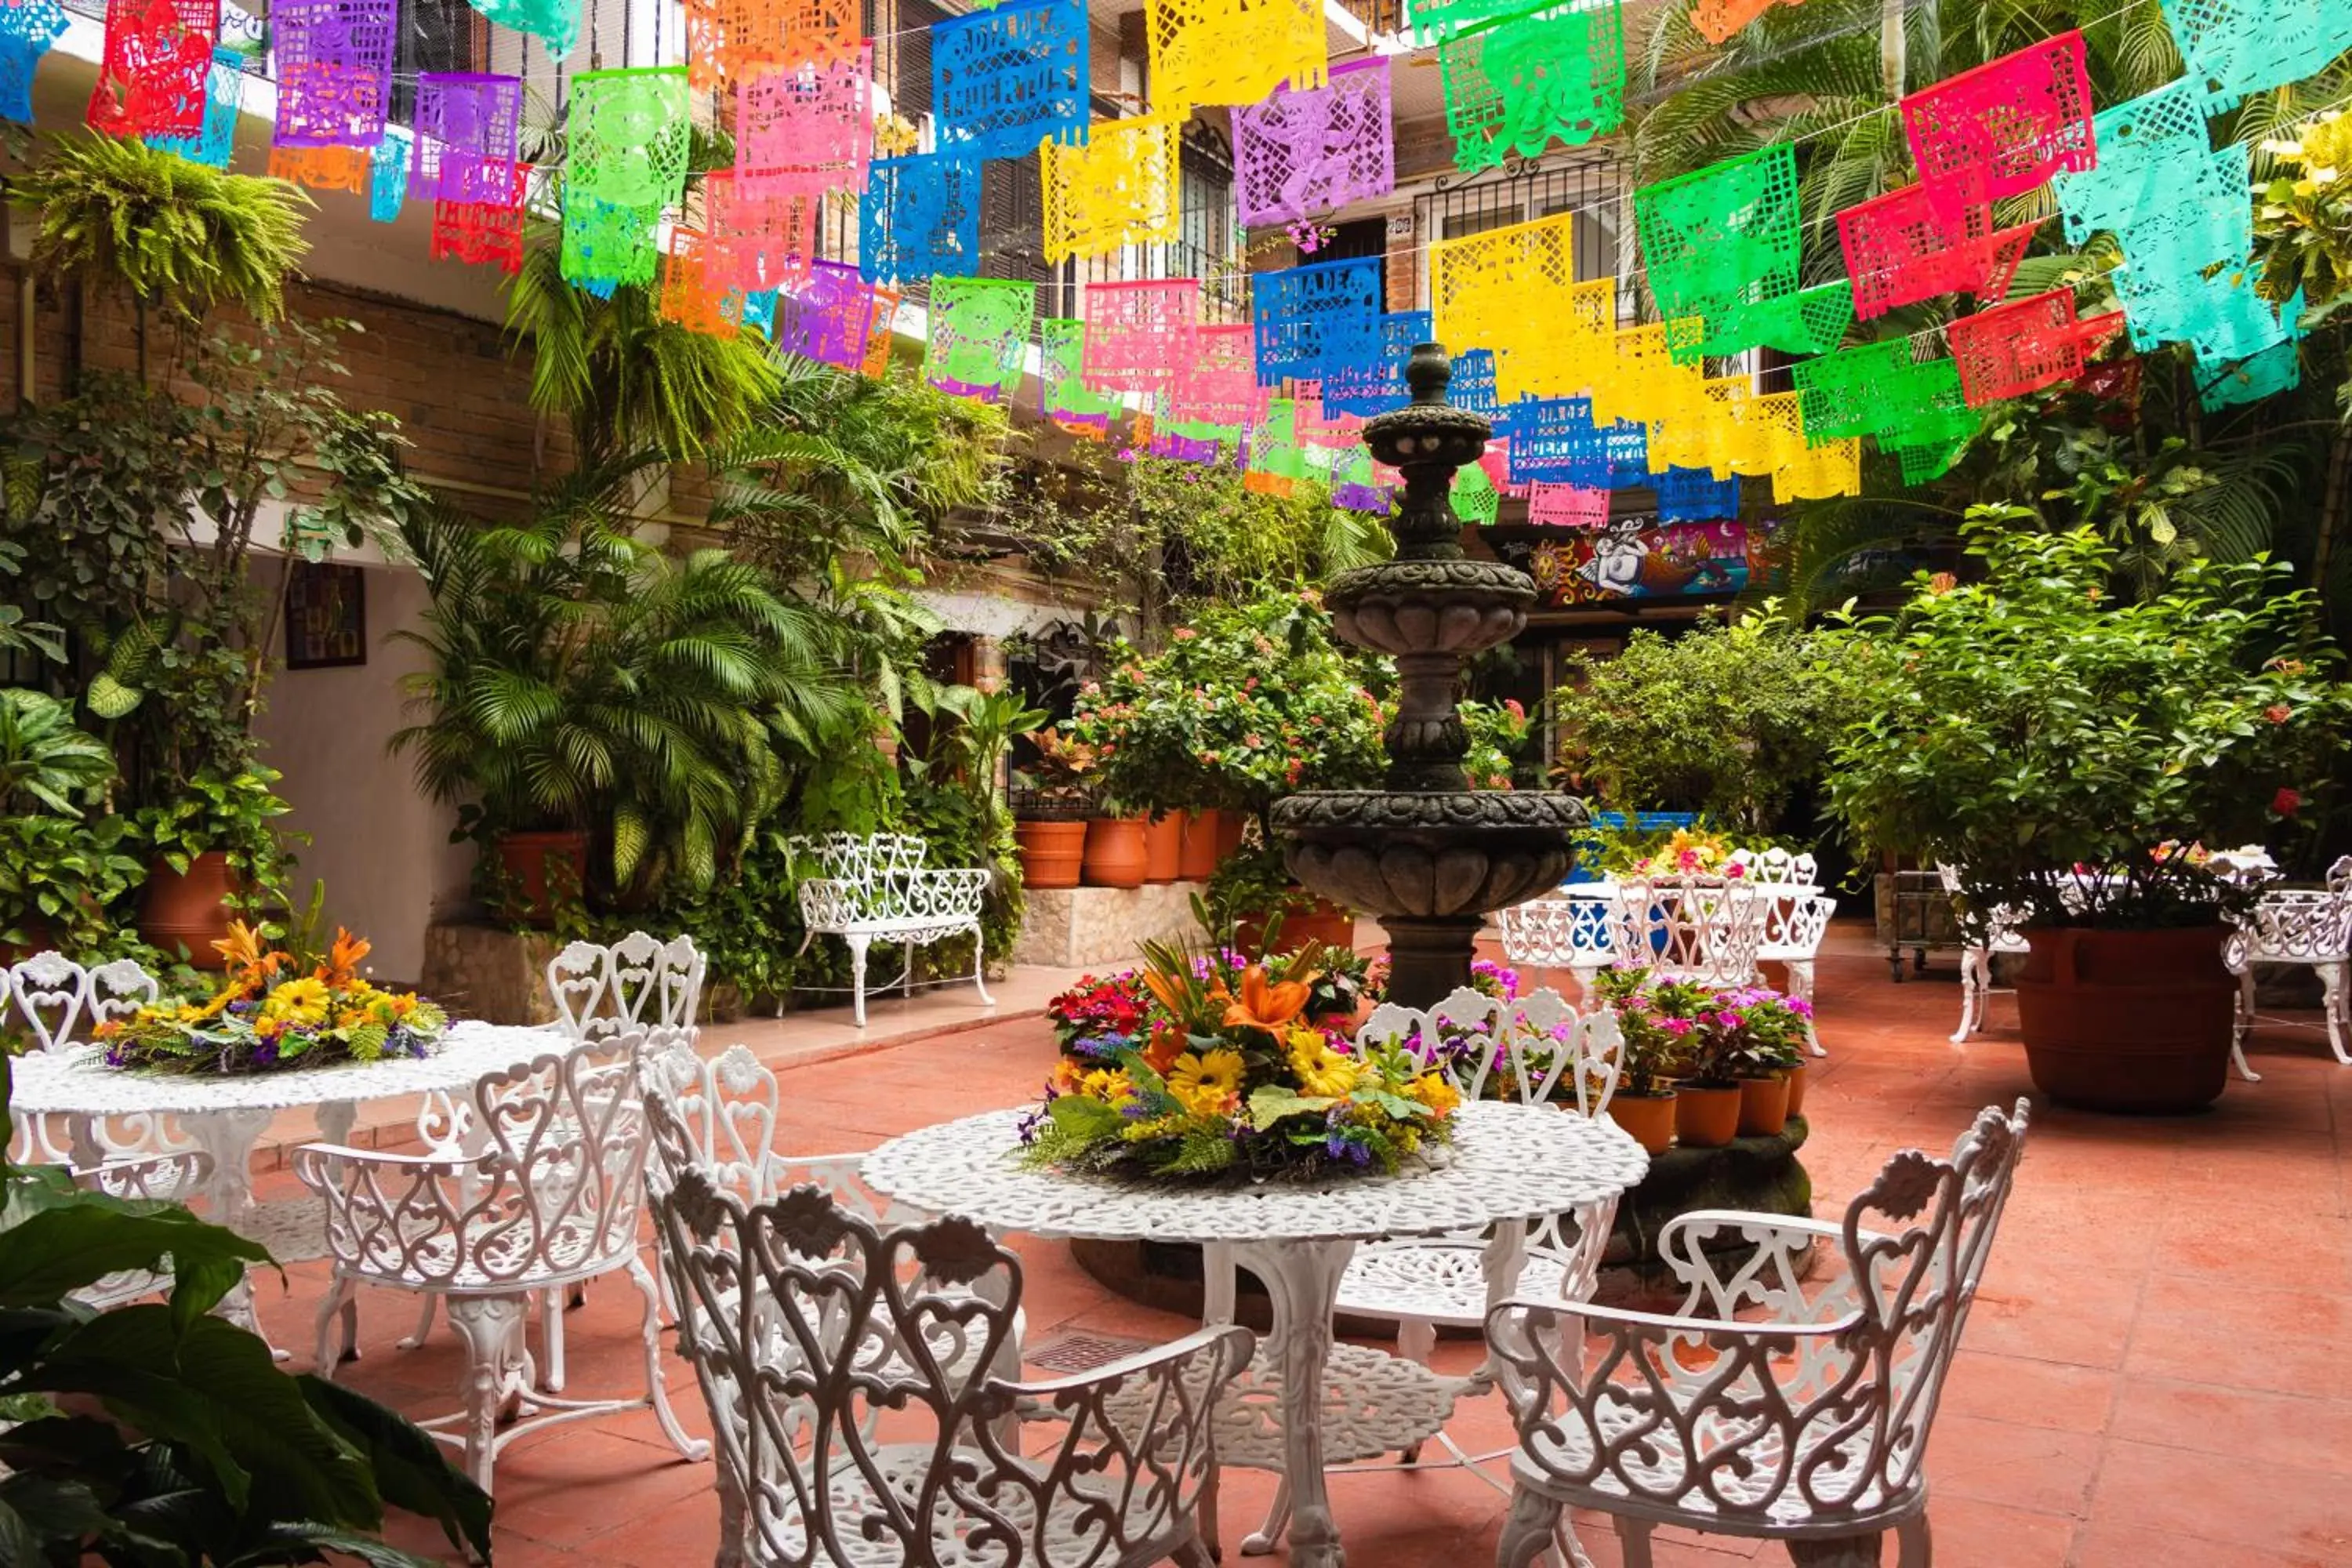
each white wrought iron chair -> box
[69,1149,215,1311]
[1336,986,1627,1369]
[1937,865,2030,1046]
[648,1165,1254,1568]
[1494,896,1614,1003]
[5,950,160,1054]
[2227,887,2352,1081]
[546,931,706,1040]
[397,931,704,1378]
[1758,894,1838,1057]
[1488,1098,2032,1568]
[1725,847,1819,892]
[5,952,175,1171]
[296,1028,710,1492]
[789,831,993,1028]
[1607,876,1769,989]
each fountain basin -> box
[1270,789,1588,918]
[1324,559,1535,659]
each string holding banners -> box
[931,0,1087,163]
[88,0,218,139]
[1235,59,1394,227]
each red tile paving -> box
[244,926,2352,1566]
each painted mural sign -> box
[1499,518,1777,604]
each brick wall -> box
[0,268,564,503]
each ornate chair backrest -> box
[1357,985,1504,1089]
[85,959,161,1032]
[1728,847,1819,888]
[650,1171,1035,1559]
[71,1149,215,1308]
[8,952,91,1053]
[452,1030,655,1284]
[640,1038,893,1221]
[789,833,931,926]
[1831,1098,2031,1501]
[1609,877,1769,988]
[2246,889,2352,963]
[2329,855,2352,895]
[1494,898,1613,969]
[1762,894,1838,957]
[546,933,703,1040]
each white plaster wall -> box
[252,565,473,985]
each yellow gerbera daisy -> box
[260,976,331,1027]
[1288,1037,1359,1098]
[1409,1073,1462,1117]
[1080,1068,1136,1106]
[1167,1048,1246,1116]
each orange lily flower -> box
[1142,1024,1187,1075]
[316,927,372,986]
[212,920,287,989]
[1142,966,1192,1018]
[1222,964,1319,1036]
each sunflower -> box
[260,976,332,1027]
[1167,1048,1246,1116]
[1287,1034,1359,1098]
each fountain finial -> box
[1404,342,1451,405]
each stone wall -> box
[418,923,562,1026]
[1013,883,1208,970]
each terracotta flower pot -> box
[1785,1061,1808,1119]
[1214,810,1247,859]
[1607,1090,1677,1156]
[493,829,590,929]
[1737,1073,1791,1138]
[137,851,238,969]
[2015,925,2237,1113]
[1016,819,1087,890]
[1082,817,1149,888]
[1176,809,1221,880]
[1236,895,1354,956]
[1673,1083,1742,1149]
[1143,812,1185,884]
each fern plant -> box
[9,133,310,376]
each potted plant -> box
[1014,728,1098,891]
[1586,966,1679,1153]
[1715,985,1811,1136]
[1825,523,2352,1112]
[132,764,292,968]
[1082,802,1150,888]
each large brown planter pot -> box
[1016,819,1087,890]
[2016,924,2237,1112]
[1082,817,1149,888]
[1737,1074,1792,1138]
[493,829,590,929]
[1143,812,1185,884]
[1176,809,1221,881]
[1785,1061,1808,1119]
[138,851,238,969]
[1236,895,1354,956]
[1214,810,1247,859]
[1672,1083,1742,1149]
[1606,1090,1678,1156]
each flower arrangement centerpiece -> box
[96,923,448,1076]
[1607,826,1751,881]
[1020,937,1458,1183]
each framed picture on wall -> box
[285,562,367,670]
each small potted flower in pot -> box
[1710,985,1811,1137]
[1014,728,1100,891]
[1588,965,1684,1153]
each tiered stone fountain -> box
[1272,343,1587,1010]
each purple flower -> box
[253,1040,279,1067]
[1788,997,1815,1018]
[1017,1103,1047,1144]
[1659,1017,1694,1036]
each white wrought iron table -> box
[9,1022,560,1338]
[861,1100,1650,1568]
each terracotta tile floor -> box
[241,928,2352,1566]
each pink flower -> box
[1659,1017,1693,1036]
[1173,627,1196,641]
[2275,787,2303,816]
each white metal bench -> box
[789,832,994,1027]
